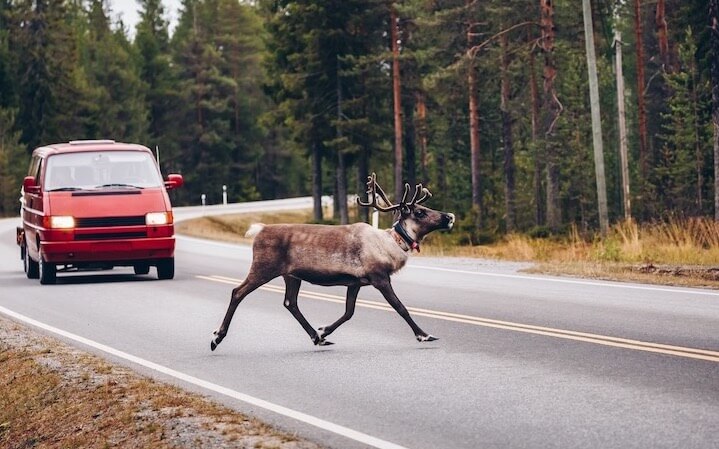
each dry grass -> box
[175,210,318,245]
[178,211,719,289]
[0,316,321,449]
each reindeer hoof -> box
[417,334,438,342]
[317,326,328,339]
[211,331,223,351]
[313,335,334,346]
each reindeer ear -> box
[400,205,411,216]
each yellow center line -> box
[197,274,719,363]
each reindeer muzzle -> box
[443,213,455,230]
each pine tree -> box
[656,28,710,215]
[14,0,90,147]
[0,107,25,216]
[134,0,179,153]
[171,0,267,204]
[82,0,147,141]
[711,0,719,219]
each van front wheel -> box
[24,245,39,279]
[156,258,174,280]
[39,256,56,285]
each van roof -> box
[33,140,153,157]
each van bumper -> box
[40,237,175,264]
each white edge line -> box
[0,305,408,449]
[408,264,719,297]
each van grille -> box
[75,231,147,241]
[75,216,146,227]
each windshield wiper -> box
[96,183,143,189]
[48,187,84,192]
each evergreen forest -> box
[1,0,718,240]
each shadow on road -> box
[53,272,155,285]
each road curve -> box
[1,206,718,449]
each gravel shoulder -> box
[0,315,322,449]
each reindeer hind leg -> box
[318,284,360,340]
[282,276,332,346]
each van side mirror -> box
[164,174,183,190]
[23,176,40,194]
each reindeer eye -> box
[414,209,426,218]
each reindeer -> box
[210,173,455,350]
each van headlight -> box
[146,212,171,225]
[48,216,75,229]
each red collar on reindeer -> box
[391,221,420,252]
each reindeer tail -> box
[245,223,266,238]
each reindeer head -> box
[357,173,455,251]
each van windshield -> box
[45,151,163,191]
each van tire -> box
[24,245,39,279]
[157,258,174,280]
[39,256,56,285]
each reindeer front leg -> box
[211,273,269,351]
[371,275,438,342]
[282,276,332,346]
[318,285,360,340]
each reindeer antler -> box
[357,173,433,212]
[357,172,401,212]
[406,183,432,206]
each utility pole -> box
[582,0,609,235]
[615,30,631,221]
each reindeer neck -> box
[391,220,420,252]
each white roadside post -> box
[222,185,227,206]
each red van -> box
[16,140,183,284]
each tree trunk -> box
[336,55,348,224]
[416,91,429,183]
[655,0,670,72]
[357,149,370,223]
[710,0,719,220]
[529,29,543,226]
[404,97,416,188]
[634,0,650,192]
[336,152,348,224]
[689,52,703,212]
[467,6,482,226]
[312,143,323,222]
[500,32,515,232]
[390,4,404,201]
[540,0,562,231]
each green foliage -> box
[0,0,716,229]
[0,107,24,216]
[655,27,711,216]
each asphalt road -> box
[1,205,718,449]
